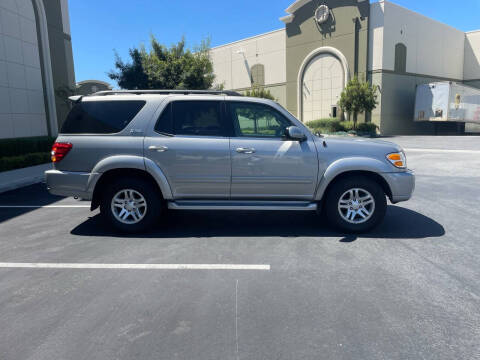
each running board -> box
[168,200,318,211]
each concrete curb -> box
[0,163,53,194]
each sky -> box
[69,0,480,87]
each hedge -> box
[306,118,378,136]
[0,152,51,172]
[0,136,55,158]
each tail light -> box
[51,142,72,163]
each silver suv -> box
[45,90,415,233]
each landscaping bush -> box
[307,118,345,133]
[357,122,378,134]
[244,86,276,100]
[0,152,51,172]
[306,118,378,136]
[0,136,55,158]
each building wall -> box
[464,31,480,85]
[381,1,465,79]
[210,0,478,134]
[370,0,469,134]
[0,0,74,140]
[210,29,286,97]
[42,0,75,129]
[284,0,370,119]
[0,0,47,139]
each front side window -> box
[172,101,224,136]
[61,100,146,134]
[229,102,291,138]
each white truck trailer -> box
[414,82,480,124]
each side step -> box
[168,200,318,211]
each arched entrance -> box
[297,47,350,123]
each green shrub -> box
[0,136,55,158]
[307,118,378,136]
[0,152,51,172]
[244,86,276,100]
[340,121,354,131]
[357,122,378,134]
[307,118,345,133]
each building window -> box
[250,64,265,86]
[394,43,407,73]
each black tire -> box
[324,176,387,233]
[100,177,163,233]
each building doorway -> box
[301,53,344,123]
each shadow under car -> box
[70,205,445,240]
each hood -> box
[319,136,403,156]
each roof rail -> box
[91,89,242,97]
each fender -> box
[314,157,393,200]
[86,155,173,200]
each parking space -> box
[0,136,479,360]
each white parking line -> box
[0,205,90,208]
[0,263,271,271]
[405,148,480,154]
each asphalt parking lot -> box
[0,136,479,360]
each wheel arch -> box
[316,159,394,204]
[88,156,173,211]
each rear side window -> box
[61,100,146,134]
[154,103,173,135]
[173,101,224,136]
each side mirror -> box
[286,126,307,142]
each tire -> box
[100,177,162,233]
[324,176,387,233]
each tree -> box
[245,85,276,100]
[337,76,378,129]
[108,36,215,90]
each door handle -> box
[148,145,169,152]
[236,147,256,154]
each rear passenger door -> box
[145,98,231,199]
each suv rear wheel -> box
[100,177,162,233]
[324,176,386,233]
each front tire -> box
[100,177,162,233]
[324,176,387,233]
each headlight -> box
[386,151,407,169]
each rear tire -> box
[324,176,386,233]
[100,177,162,233]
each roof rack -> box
[91,89,242,97]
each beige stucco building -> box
[0,0,75,139]
[210,0,480,135]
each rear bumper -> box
[381,170,415,203]
[45,170,93,200]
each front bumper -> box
[381,170,415,203]
[45,170,94,200]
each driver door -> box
[228,101,318,200]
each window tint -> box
[172,101,224,136]
[154,103,173,135]
[229,102,291,137]
[61,100,146,134]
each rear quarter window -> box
[60,100,146,134]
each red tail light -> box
[51,142,72,163]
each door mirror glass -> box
[286,126,307,141]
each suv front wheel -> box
[100,177,162,233]
[324,176,387,233]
